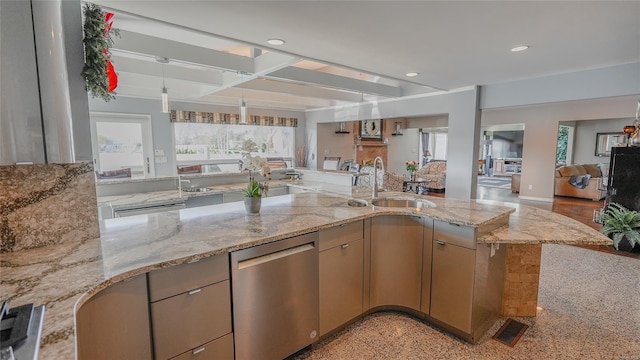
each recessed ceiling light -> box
[511,45,530,52]
[267,39,285,46]
[406,72,419,77]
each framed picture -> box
[359,119,383,140]
[595,132,626,157]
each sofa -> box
[554,164,606,201]
[414,161,446,192]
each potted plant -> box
[241,140,271,214]
[600,203,640,251]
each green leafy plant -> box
[81,3,118,102]
[600,203,640,250]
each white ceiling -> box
[91,0,640,113]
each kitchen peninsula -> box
[0,164,612,359]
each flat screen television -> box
[492,130,524,158]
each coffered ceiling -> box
[91,1,640,113]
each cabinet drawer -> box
[434,220,476,249]
[149,254,229,302]
[319,220,363,251]
[169,333,234,360]
[151,280,232,360]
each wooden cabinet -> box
[148,254,233,360]
[493,158,522,176]
[318,220,364,336]
[76,274,152,360]
[370,215,424,311]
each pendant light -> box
[156,56,170,113]
[239,97,247,124]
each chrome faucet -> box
[372,156,384,198]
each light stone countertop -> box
[1,189,612,359]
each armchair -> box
[414,161,446,192]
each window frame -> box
[89,112,155,178]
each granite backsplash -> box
[0,162,99,253]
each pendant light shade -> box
[239,98,247,123]
[161,87,169,113]
[156,56,170,113]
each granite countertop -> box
[0,190,612,359]
[97,180,292,209]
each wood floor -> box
[430,185,639,259]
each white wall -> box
[387,125,420,176]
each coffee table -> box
[403,178,434,194]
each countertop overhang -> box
[0,189,612,359]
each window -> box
[90,112,155,178]
[173,123,294,173]
[420,129,448,163]
[432,133,448,160]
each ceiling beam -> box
[236,79,363,102]
[111,55,223,85]
[113,29,254,74]
[265,66,403,97]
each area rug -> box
[477,176,511,189]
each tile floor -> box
[295,244,640,360]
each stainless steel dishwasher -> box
[231,231,319,360]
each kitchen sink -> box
[371,198,436,209]
[347,199,368,207]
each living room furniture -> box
[358,166,404,192]
[322,156,341,170]
[414,161,446,192]
[493,158,522,176]
[554,164,605,201]
[403,178,434,194]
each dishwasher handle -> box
[238,243,315,270]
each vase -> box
[613,234,639,252]
[411,172,416,181]
[244,196,261,214]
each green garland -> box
[81,3,118,102]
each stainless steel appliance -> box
[0,301,45,360]
[606,146,640,211]
[111,200,186,218]
[231,232,319,360]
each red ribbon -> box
[104,12,118,93]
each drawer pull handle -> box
[339,223,347,227]
[341,244,350,249]
[192,347,205,355]
[188,288,202,295]
[436,240,446,246]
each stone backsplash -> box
[0,162,99,253]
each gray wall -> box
[573,117,636,165]
[482,96,636,201]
